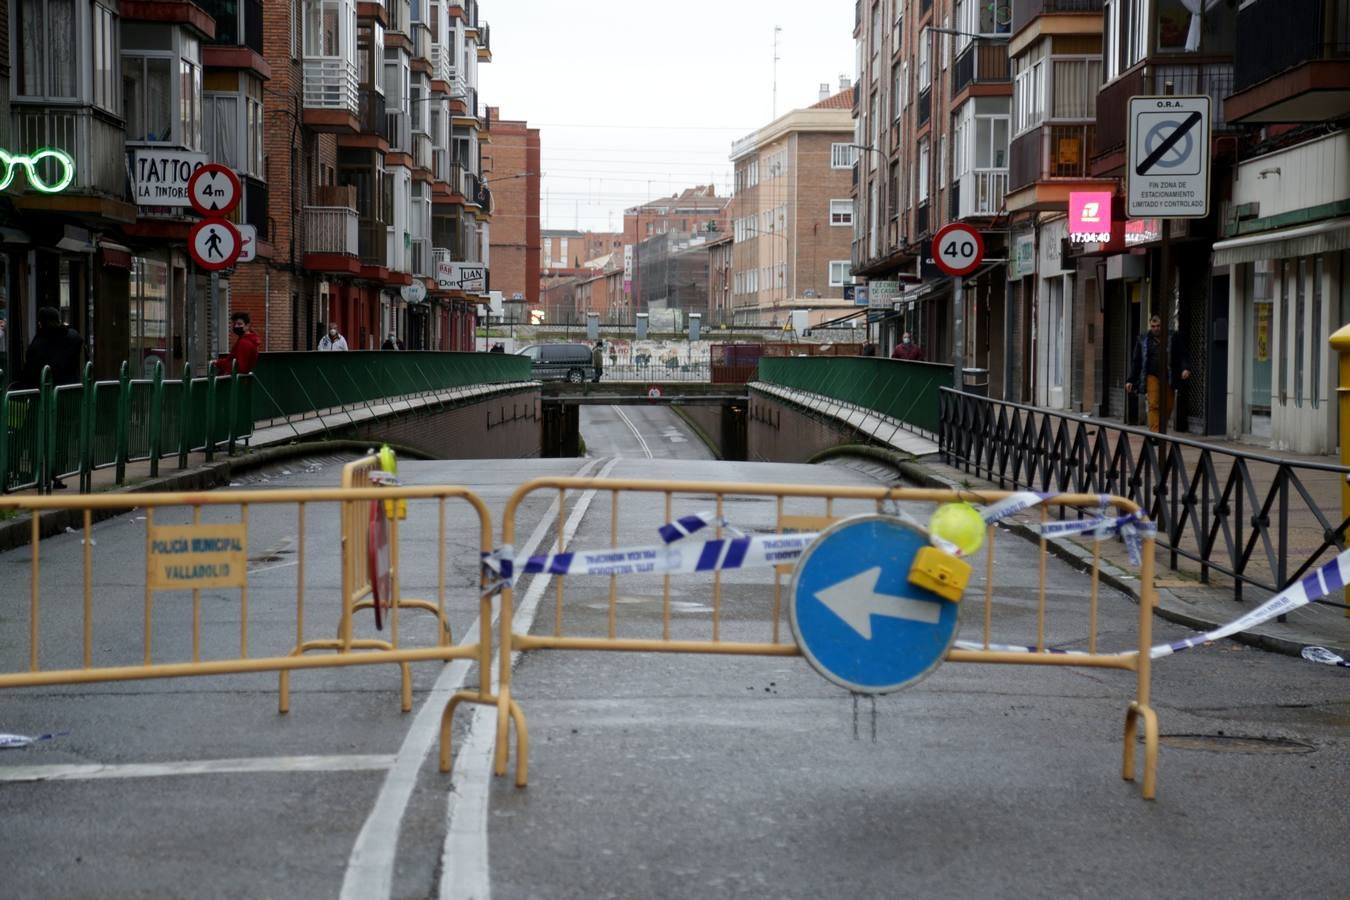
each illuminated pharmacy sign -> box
[0,148,76,194]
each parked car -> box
[519,343,597,383]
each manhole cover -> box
[1159,734,1315,754]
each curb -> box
[826,451,1345,660]
[0,439,431,554]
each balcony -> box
[955,169,1008,218]
[340,87,389,150]
[303,197,360,273]
[1005,123,1110,210]
[1227,0,1350,123]
[1095,62,1233,160]
[952,42,1011,95]
[413,132,433,173]
[303,57,360,131]
[1010,0,1103,41]
[477,22,491,61]
[430,42,453,83]
[10,105,132,220]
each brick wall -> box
[484,113,540,306]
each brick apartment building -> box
[484,109,540,311]
[1,0,496,383]
[622,185,732,326]
[542,230,625,271]
[729,82,858,327]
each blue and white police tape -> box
[657,511,733,544]
[482,533,817,592]
[951,547,1350,663]
[1026,509,1157,566]
[1301,646,1350,668]
[977,491,1054,524]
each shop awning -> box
[1212,217,1350,266]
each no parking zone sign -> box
[1127,95,1210,218]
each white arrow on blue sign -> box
[789,515,958,693]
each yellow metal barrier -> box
[0,485,499,766]
[485,478,1160,799]
[278,456,454,712]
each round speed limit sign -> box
[932,223,985,277]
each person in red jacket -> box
[891,331,925,361]
[218,311,261,375]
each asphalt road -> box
[2,406,1347,899]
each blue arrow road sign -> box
[789,515,958,693]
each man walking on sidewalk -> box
[1125,314,1191,433]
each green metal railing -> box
[0,362,252,494]
[250,350,531,422]
[756,356,952,435]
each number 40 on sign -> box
[932,222,985,277]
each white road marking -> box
[440,458,621,900]
[340,458,605,900]
[613,406,653,458]
[0,754,394,783]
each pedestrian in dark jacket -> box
[1125,314,1191,433]
[20,306,83,388]
[20,306,84,489]
[592,340,604,383]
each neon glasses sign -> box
[0,147,77,194]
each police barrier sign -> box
[147,524,248,590]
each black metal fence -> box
[939,389,1350,608]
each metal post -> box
[1158,218,1171,436]
[952,275,965,391]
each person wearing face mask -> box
[891,331,925,361]
[318,324,349,351]
[217,311,261,375]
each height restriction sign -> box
[1128,95,1210,218]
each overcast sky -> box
[479,1,856,233]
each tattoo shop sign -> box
[133,150,209,208]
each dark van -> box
[519,343,596,383]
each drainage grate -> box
[1159,734,1316,754]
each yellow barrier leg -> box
[439,691,471,773]
[400,661,412,713]
[494,686,513,777]
[1123,701,1159,800]
[509,698,529,788]
[279,670,290,714]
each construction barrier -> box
[279,453,449,712]
[486,478,1161,798]
[0,484,498,765]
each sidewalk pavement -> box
[869,439,1350,660]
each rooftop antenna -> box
[772,25,783,118]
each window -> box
[917,138,930,203]
[204,94,239,168]
[1051,58,1102,119]
[830,199,853,226]
[975,115,1009,168]
[124,56,175,142]
[16,0,78,99]
[831,143,859,169]
[938,134,947,189]
[918,36,930,89]
[92,3,120,114]
[828,261,852,287]
[180,54,203,151]
[891,63,903,120]
[1013,44,1046,134]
